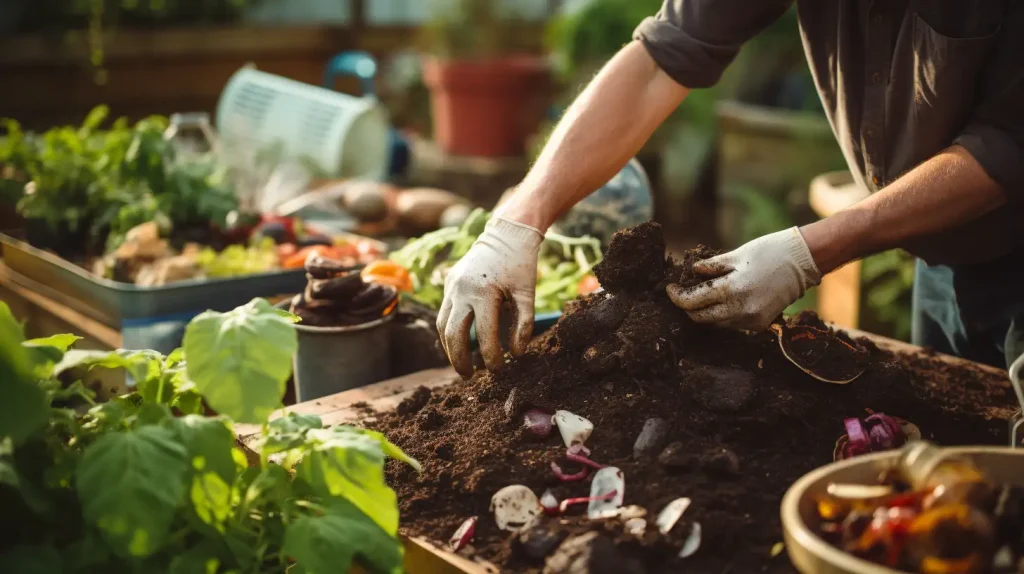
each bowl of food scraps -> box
[781,441,1024,574]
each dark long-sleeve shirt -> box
[635,0,1024,324]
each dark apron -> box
[911,259,1024,369]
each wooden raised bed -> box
[233,331,1012,573]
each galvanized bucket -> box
[281,302,395,402]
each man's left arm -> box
[801,145,1006,274]
[806,0,1024,273]
[669,4,1024,330]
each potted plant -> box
[420,0,551,158]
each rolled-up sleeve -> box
[954,2,1024,201]
[633,0,794,89]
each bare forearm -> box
[801,145,1007,274]
[497,41,689,231]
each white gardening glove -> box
[666,227,821,331]
[437,216,544,377]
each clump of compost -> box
[372,222,1013,574]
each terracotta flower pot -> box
[422,55,550,158]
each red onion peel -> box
[558,490,619,514]
[449,517,477,551]
[566,444,606,469]
[523,408,554,438]
[550,461,589,482]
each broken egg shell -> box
[625,518,647,536]
[594,504,647,520]
[679,522,702,558]
[826,482,894,500]
[449,516,477,551]
[553,410,594,447]
[490,485,541,532]
[540,490,560,515]
[656,497,692,535]
[587,467,625,520]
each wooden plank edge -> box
[0,263,122,349]
[402,537,498,574]
[233,367,458,458]
[845,326,1008,377]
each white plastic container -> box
[215,66,390,181]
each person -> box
[437,0,1024,379]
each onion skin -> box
[566,444,606,469]
[523,409,554,438]
[550,461,589,482]
[558,490,619,514]
[835,413,913,460]
[449,517,477,551]
[540,490,560,515]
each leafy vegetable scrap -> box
[389,208,603,313]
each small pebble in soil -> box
[633,417,670,459]
[658,441,696,470]
[543,531,644,574]
[504,387,521,419]
[696,366,756,413]
[515,523,569,561]
[704,448,742,478]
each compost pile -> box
[373,222,1014,574]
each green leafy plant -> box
[0,298,417,573]
[421,0,536,60]
[860,250,915,341]
[0,105,238,255]
[389,208,603,313]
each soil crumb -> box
[371,223,1013,574]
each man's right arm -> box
[439,0,795,377]
[498,41,690,231]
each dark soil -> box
[370,222,1014,573]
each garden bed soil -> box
[371,222,1014,574]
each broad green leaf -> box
[295,427,399,535]
[76,426,189,557]
[190,471,232,531]
[173,387,205,415]
[0,438,50,514]
[134,403,173,426]
[0,378,48,445]
[183,298,297,424]
[169,546,220,574]
[165,347,185,367]
[243,465,292,508]
[137,374,175,406]
[55,349,163,384]
[284,499,402,574]
[0,330,47,441]
[262,412,323,456]
[0,302,47,444]
[359,428,422,473]
[23,334,81,352]
[169,415,237,485]
[0,544,62,574]
[23,334,81,376]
